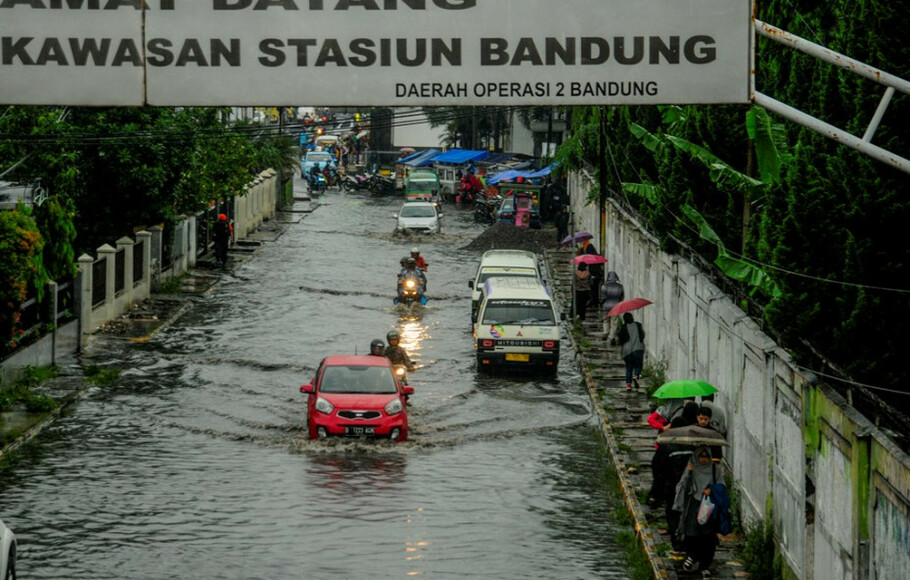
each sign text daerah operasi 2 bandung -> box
[0,0,753,106]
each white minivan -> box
[473,277,562,374]
[469,250,542,319]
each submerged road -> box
[0,182,633,579]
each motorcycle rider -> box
[369,338,385,356]
[385,331,415,371]
[410,247,428,272]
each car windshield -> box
[307,153,332,163]
[319,365,398,394]
[481,299,555,325]
[400,205,437,218]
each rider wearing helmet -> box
[384,330,415,370]
[410,247,428,271]
[369,338,385,356]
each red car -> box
[300,355,414,442]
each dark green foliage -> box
[563,2,910,413]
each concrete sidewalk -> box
[543,245,749,580]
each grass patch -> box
[157,276,183,294]
[0,365,60,413]
[83,364,121,387]
[641,357,668,398]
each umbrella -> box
[399,147,416,154]
[570,254,607,265]
[657,424,727,447]
[605,297,653,317]
[652,379,718,399]
[560,231,593,246]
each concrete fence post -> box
[148,225,163,291]
[116,236,134,307]
[77,254,94,348]
[98,244,116,324]
[135,230,152,301]
[187,215,197,268]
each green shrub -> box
[740,518,782,580]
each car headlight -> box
[406,280,415,289]
[385,398,404,415]
[315,397,334,415]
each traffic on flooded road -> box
[0,178,633,579]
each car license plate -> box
[505,353,530,362]
[345,426,376,436]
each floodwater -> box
[0,179,632,579]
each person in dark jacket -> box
[617,312,645,390]
[212,213,233,267]
[584,243,604,307]
[574,262,592,321]
[554,206,569,247]
[658,416,695,556]
[600,271,625,344]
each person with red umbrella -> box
[574,262,592,321]
[618,312,645,390]
[584,243,604,308]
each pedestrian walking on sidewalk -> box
[574,262,592,321]
[618,312,645,390]
[585,243,604,308]
[555,206,569,247]
[672,446,721,576]
[213,213,233,268]
[600,271,625,344]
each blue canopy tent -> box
[487,163,555,186]
[432,149,492,165]
[403,148,441,167]
[397,150,425,164]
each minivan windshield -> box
[481,299,555,325]
[478,268,537,285]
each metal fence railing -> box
[114,248,125,294]
[133,238,144,285]
[91,258,105,308]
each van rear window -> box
[481,300,555,325]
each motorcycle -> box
[307,172,327,193]
[392,364,410,386]
[339,172,371,192]
[394,273,427,306]
[369,170,397,196]
[473,195,500,224]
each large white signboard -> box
[0,0,752,106]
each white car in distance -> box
[394,202,442,235]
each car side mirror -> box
[393,213,399,218]
[403,386,415,396]
[559,313,567,321]
[468,281,474,289]
[437,213,444,218]
[300,384,315,394]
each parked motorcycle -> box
[473,196,500,224]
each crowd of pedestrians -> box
[569,240,731,578]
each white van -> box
[469,250,542,319]
[473,277,562,374]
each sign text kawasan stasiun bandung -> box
[0,0,753,107]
